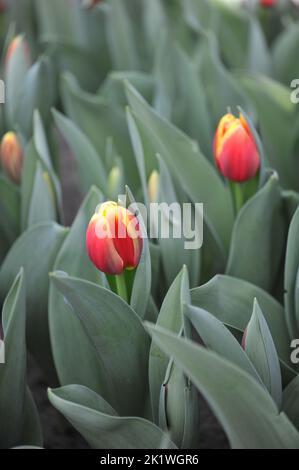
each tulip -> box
[260,0,277,6]
[5,35,30,69]
[0,132,24,184]
[86,201,143,276]
[213,113,260,183]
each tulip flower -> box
[213,113,260,183]
[0,132,24,184]
[260,0,277,6]
[5,35,30,68]
[86,201,143,276]
[148,170,159,204]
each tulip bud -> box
[260,0,277,6]
[107,166,123,201]
[5,35,31,69]
[148,170,159,204]
[0,132,24,184]
[86,201,143,275]
[213,113,260,183]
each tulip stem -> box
[115,273,128,303]
[230,182,244,215]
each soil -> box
[27,147,230,450]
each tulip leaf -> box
[33,110,64,221]
[146,323,299,449]
[149,266,190,424]
[105,0,140,71]
[48,385,176,449]
[125,81,234,257]
[16,56,56,138]
[244,300,282,407]
[191,275,295,383]
[0,222,68,380]
[273,23,299,86]
[4,35,31,128]
[0,270,42,449]
[282,375,299,432]
[126,186,151,319]
[52,109,107,195]
[198,33,249,127]
[60,73,139,190]
[51,273,150,417]
[226,173,286,293]
[35,0,88,48]
[239,74,298,190]
[184,304,263,386]
[159,359,200,449]
[27,161,57,227]
[156,155,201,288]
[285,206,299,340]
[49,187,107,395]
[0,175,20,261]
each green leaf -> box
[161,360,200,449]
[244,300,282,407]
[105,0,139,71]
[126,186,151,319]
[239,74,298,189]
[51,273,150,417]
[149,266,190,423]
[20,141,38,230]
[191,275,295,383]
[0,222,68,379]
[33,110,64,221]
[16,56,56,138]
[226,173,286,293]
[0,270,42,449]
[282,375,299,431]
[60,73,139,190]
[0,175,20,257]
[35,0,88,48]
[4,34,31,128]
[156,155,201,288]
[52,109,107,195]
[27,161,57,227]
[198,33,249,127]
[125,81,234,257]
[48,385,176,449]
[146,324,299,449]
[284,206,299,339]
[185,304,262,385]
[49,187,107,395]
[273,23,299,86]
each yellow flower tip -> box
[5,35,30,67]
[148,170,159,204]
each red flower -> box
[213,113,260,183]
[86,202,143,275]
[260,0,277,7]
[0,132,24,184]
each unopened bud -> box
[0,132,24,184]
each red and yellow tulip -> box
[213,113,260,183]
[86,201,143,275]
